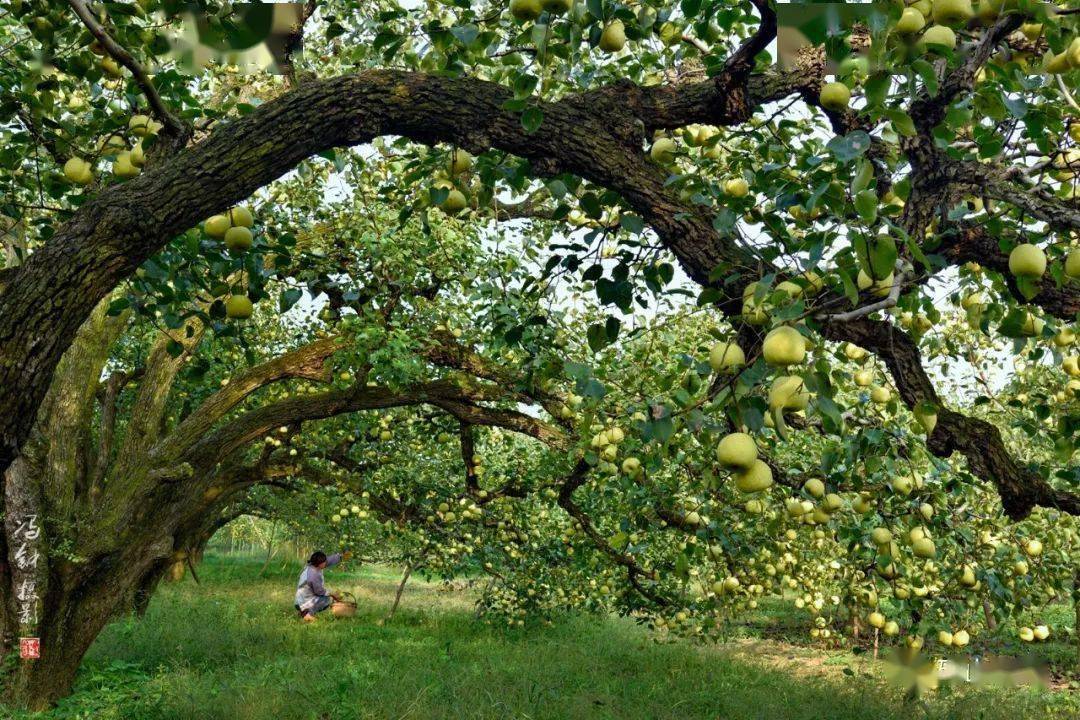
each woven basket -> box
[331,591,357,618]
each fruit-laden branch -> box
[428,398,571,450]
[0,12,1060,529]
[491,192,557,221]
[975,165,1080,232]
[65,0,185,138]
[928,409,1080,517]
[819,316,1080,519]
[555,459,669,607]
[323,437,529,513]
[937,224,1080,319]
[268,455,423,524]
[909,12,1026,134]
[423,331,570,424]
[315,449,418,523]
[817,261,907,322]
[150,334,345,466]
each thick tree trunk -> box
[1,522,173,709]
[6,595,107,710]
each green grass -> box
[8,553,1078,719]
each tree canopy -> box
[1,0,1079,710]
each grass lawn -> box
[8,553,1078,719]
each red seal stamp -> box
[19,637,40,659]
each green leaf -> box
[582,263,603,281]
[825,131,872,163]
[620,214,645,233]
[674,552,690,580]
[1016,275,1040,300]
[902,233,931,271]
[911,59,938,97]
[657,263,674,285]
[838,268,860,306]
[450,24,479,46]
[373,31,400,52]
[649,415,674,444]
[853,235,872,276]
[851,159,874,195]
[1004,95,1028,119]
[815,395,845,434]
[279,288,303,312]
[429,186,449,205]
[579,192,602,218]
[512,73,538,99]
[587,323,609,353]
[326,21,347,41]
[862,73,890,107]
[605,315,621,342]
[998,309,1032,338]
[521,106,543,134]
[885,108,916,137]
[854,189,879,224]
[870,235,898,279]
[106,298,130,316]
[681,0,703,17]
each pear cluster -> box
[63,112,161,186]
[433,148,473,215]
[716,433,773,494]
[200,205,258,319]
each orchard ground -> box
[7,553,1076,720]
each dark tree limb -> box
[66,0,186,139]
[910,12,1026,134]
[726,0,777,76]
[150,334,344,466]
[459,421,478,492]
[937,224,1080,320]
[820,316,1080,519]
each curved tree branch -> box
[181,379,566,472]
[151,334,344,465]
[820,316,1080,519]
[0,62,801,472]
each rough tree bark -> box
[0,303,567,707]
